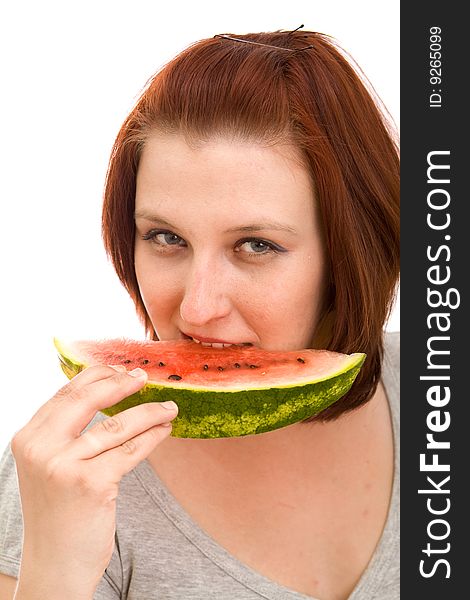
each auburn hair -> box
[102,29,400,421]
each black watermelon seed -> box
[159,362,165,367]
[234,363,241,368]
[249,364,259,369]
[297,357,305,364]
[203,364,209,370]
[217,366,224,371]
[142,359,150,365]
[123,359,132,364]
[168,374,182,381]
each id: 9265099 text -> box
[429,26,442,108]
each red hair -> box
[102,29,400,420]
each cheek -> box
[134,255,180,320]
[249,265,324,347]
[273,281,320,327]
[139,281,176,318]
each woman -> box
[0,28,399,599]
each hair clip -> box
[288,24,305,34]
[214,25,314,53]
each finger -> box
[55,364,129,400]
[67,401,178,459]
[33,367,150,441]
[15,365,129,449]
[92,419,175,482]
[29,364,128,424]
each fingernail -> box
[160,400,178,411]
[128,368,146,378]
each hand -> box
[11,364,178,598]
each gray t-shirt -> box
[0,332,399,599]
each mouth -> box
[181,332,253,349]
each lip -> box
[182,332,252,346]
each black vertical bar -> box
[401,2,468,596]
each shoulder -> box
[0,443,21,508]
[381,330,400,428]
[384,331,400,367]
[0,444,23,578]
[382,332,400,390]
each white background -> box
[0,0,399,449]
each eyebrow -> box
[134,210,298,235]
[134,211,175,228]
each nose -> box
[179,259,232,327]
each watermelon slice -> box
[54,338,365,438]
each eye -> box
[235,238,286,256]
[142,229,187,247]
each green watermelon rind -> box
[56,345,365,438]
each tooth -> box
[196,340,236,348]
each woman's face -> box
[134,132,326,352]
